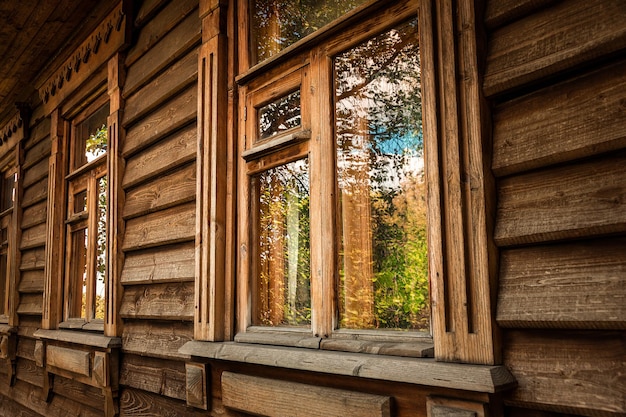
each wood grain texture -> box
[121,242,195,285]
[122,122,196,189]
[124,48,198,126]
[18,222,46,250]
[120,387,209,417]
[185,363,207,410]
[123,162,196,219]
[503,330,626,415]
[484,0,626,96]
[119,354,186,400]
[124,11,200,96]
[495,154,626,246]
[21,200,47,229]
[46,345,90,377]
[180,341,516,393]
[497,238,626,329]
[19,247,45,271]
[492,59,626,177]
[21,176,47,208]
[121,320,193,360]
[126,0,198,67]
[222,372,391,417]
[122,85,197,157]
[22,158,48,189]
[119,282,194,321]
[18,270,44,293]
[484,0,557,30]
[122,202,195,251]
[16,293,42,315]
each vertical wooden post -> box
[420,0,500,364]
[195,0,230,341]
[105,52,126,337]
[42,110,68,329]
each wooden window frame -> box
[0,163,17,324]
[195,0,500,365]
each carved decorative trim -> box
[0,105,30,147]
[0,327,17,386]
[37,1,131,113]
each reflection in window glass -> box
[1,173,15,212]
[255,158,310,326]
[251,0,367,64]
[73,103,109,170]
[95,176,107,320]
[258,90,301,140]
[335,19,428,331]
[69,227,88,319]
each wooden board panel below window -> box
[121,320,192,360]
[119,387,209,417]
[119,354,186,400]
[119,282,194,321]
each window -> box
[63,96,109,327]
[0,165,16,322]
[238,0,428,343]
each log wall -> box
[484,1,626,416]
[118,0,200,414]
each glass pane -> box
[335,19,428,331]
[255,158,310,326]
[68,228,88,319]
[74,190,87,214]
[251,0,368,64]
[258,90,301,140]
[73,103,109,170]
[1,172,15,212]
[95,176,107,320]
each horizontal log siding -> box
[115,4,200,414]
[488,1,626,415]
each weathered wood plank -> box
[16,337,36,362]
[222,372,391,417]
[21,176,47,207]
[126,0,198,67]
[484,0,557,30]
[0,379,101,417]
[18,270,44,293]
[484,0,626,96]
[121,242,195,285]
[53,374,105,411]
[503,330,626,415]
[0,388,41,417]
[23,115,50,153]
[122,202,195,251]
[120,387,209,417]
[19,222,46,250]
[16,293,42,316]
[46,345,91,377]
[22,157,48,189]
[492,59,626,177]
[119,354,186,400]
[21,200,47,229]
[19,247,45,271]
[124,49,198,126]
[15,357,43,387]
[123,162,196,219]
[133,0,168,29]
[23,135,51,170]
[16,316,41,338]
[180,342,516,393]
[123,122,196,189]
[495,155,626,246]
[121,320,193,360]
[122,86,197,157]
[124,12,200,96]
[119,282,194,321]
[497,238,626,329]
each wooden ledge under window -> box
[33,329,121,349]
[179,341,517,394]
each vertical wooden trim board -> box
[195,0,229,341]
[420,0,499,364]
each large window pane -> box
[251,0,368,64]
[335,19,428,331]
[254,158,310,326]
[73,103,109,170]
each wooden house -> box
[0,0,623,416]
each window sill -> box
[179,340,516,394]
[33,329,121,349]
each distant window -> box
[0,166,16,321]
[64,98,109,325]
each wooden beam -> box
[420,0,500,364]
[221,372,391,417]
